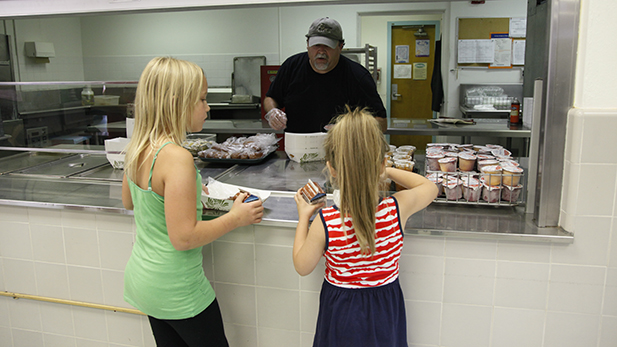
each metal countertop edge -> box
[0,199,574,244]
[406,228,573,243]
[0,199,133,215]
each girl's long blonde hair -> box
[324,106,390,254]
[123,57,204,181]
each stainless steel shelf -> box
[201,119,283,134]
[387,118,530,138]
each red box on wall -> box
[260,65,280,119]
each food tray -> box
[198,148,276,164]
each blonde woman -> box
[293,107,438,346]
[122,57,263,346]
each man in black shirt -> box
[264,17,387,133]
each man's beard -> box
[313,53,329,71]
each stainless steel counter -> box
[0,149,572,243]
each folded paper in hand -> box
[202,177,270,211]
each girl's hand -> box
[294,189,324,220]
[228,193,264,227]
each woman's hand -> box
[228,193,264,227]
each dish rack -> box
[425,166,526,207]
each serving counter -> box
[0,148,572,243]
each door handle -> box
[391,84,400,100]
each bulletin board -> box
[457,17,525,68]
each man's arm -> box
[263,96,278,114]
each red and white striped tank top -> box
[319,197,404,289]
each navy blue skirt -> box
[313,278,408,347]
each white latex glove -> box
[265,108,287,130]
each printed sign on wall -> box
[395,45,410,63]
[415,39,430,57]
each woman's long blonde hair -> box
[123,57,204,181]
[324,106,390,254]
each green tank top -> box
[123,142,215,319]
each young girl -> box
[122,57,263,346]
[293,107,438,347]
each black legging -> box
[148,298,229,347]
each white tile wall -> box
[604,267,617,316]
[299,291,319,333]
[34,262,70,298]
[31,225,66,264]
[11,329,43,347]
[0,327,12,346]
[213,241,255,285]
[494,261,549,310]
[258,327,301,347]
[43,333,76,347]
[216,283,257,326]
[496,240,552,263]
[443,258,496,306]
[544,312,600,347]
[490,308,545,347]
[7,298,42,331]
[39,301,74,336]
[440,303,492,347]
[399,254,444,302]
[548,264,606,315]
[255,287,299,330]
[3,259,37,294]
[0,222,32,259]
[224,323,257,346]
[0,199,612,347]
[64,227,100,267]
[600,315,617,347]
[406,300,442,345]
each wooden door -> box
[390,25,436,151]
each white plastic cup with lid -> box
[501,165,523,186]
[480,165,503,186]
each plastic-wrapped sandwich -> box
[229,189,261,203]
[300,179,326,204]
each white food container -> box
[125,117,135,138]
[284,132,327,163]
[202,177,270,211]
[104,137,130,169]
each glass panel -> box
[0,81,136,152]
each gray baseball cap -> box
[306,17,344,49]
